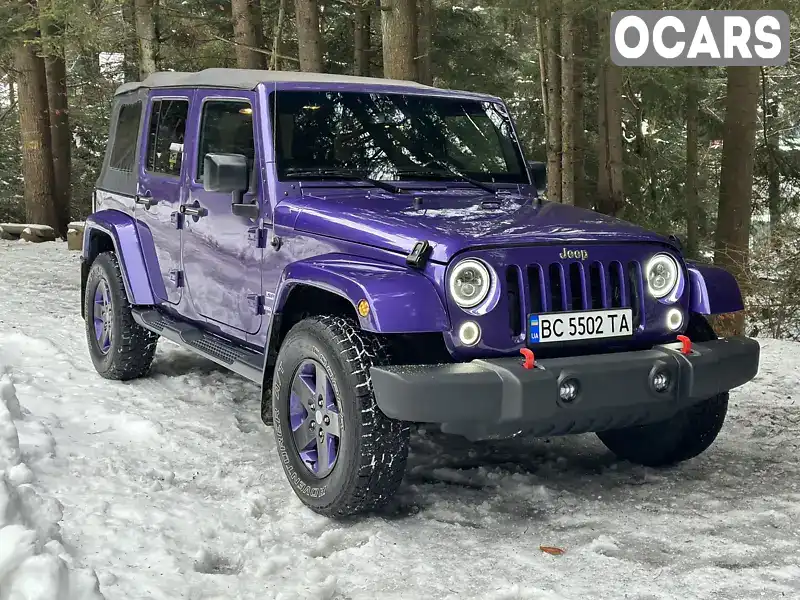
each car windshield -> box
[271,90,528,185]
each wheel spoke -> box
[100,282,110,306]
[291,374,314,406]
[323,410,340,436]
[99,328,110,348]
[292,418,316,450]
[315,363,328,404]
[93,301,104,320]
[316,433,330,474]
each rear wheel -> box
[84,252,159,380]
[271,316,409,517]
[597,314,728,467]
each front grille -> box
[506,260,645,335]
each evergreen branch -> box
[206,32,300,63]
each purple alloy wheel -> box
[288,359,342,478]
[93,279,113,354]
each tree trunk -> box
[543,0,561,202]
[685,70,699,258]
[605,54,624,216]
[40,0,70,234]
[14,39,58,232]
[134,0,158,78]
[535,14,548,142]
[767,150,780,239]
[270,0,286,70]
[417,0,433,85]
[232,0,267,69]
[121,0,139,81]
[596,38,609,214]
[8,79,15,107]
[714,66,760,333]
[560,0,579,206]
[380,0,416,81]
[353,2,370,76]
[763,81,781,241]
[295,0,323,72]
[45,55,71,235]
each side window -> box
[109,101,141,172]
[197,100,255,182]
[145,99,189,177]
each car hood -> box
[282,189,673,263]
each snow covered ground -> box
[1,239,800,600]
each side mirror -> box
[203,153,249,194]
[528,160,547,192]
[204,153,259,219]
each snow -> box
[1,239,800,599]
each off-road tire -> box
[84,251,159,380]
[272,316,410,517]
[597,314,728,467]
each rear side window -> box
[109,101,141,172]
[196,99,255,182]
[145,99,189,177]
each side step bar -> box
[132,308,264,383]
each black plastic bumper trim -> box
[369,336,760,439]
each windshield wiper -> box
[284,167,401,194]
[398,159,497,194]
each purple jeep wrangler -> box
[81,68,760,517]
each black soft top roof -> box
[115,68,436,96]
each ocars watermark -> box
[611,10,789,66]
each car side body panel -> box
[82,209,156,306]
[274,254,450,334]
[687,263,745,315]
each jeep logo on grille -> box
[559,248,589,260]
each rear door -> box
[135,91,193,304]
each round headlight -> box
[645,253,679,299]
[449,259,492,309]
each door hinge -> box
[247,226,267,248]
[169,269,184,288]
[247,294,265,315]
[171,211,184,230]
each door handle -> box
[179,201,208,221]
[135,194,157,208]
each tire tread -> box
[85,252,158,380]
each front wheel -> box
[271,316,410,517]
[597,313,728,466]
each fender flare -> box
[273,254,450,334]
[82,210,156,309]
[687,262,744,315]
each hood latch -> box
[406,240,431,269]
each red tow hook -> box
[677,335,692,355]
[520,348,536,369]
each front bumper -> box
[369,336,760,440]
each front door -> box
[181,91,264,335]
[135,92,193,304]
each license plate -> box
[529,308,633,344]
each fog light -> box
[458,321,481,346]
[652,370,670,393]
[559,379,579,403]
[666,308,684,331]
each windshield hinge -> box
[406,240,431,269]
[248,226,268,248]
